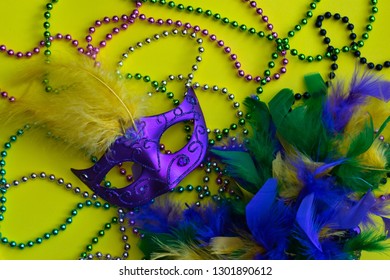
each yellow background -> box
[0,0,389,259]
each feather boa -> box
[131,71,390,260]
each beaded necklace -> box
[0,125,133,259]
[286,0,389,80]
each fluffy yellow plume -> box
[358,140,388,171]
[272,152,302,198]
[149,238,224,260]
[209,237,245,255]
[222,231,266,259]
[344,97,390,141]
[149,236,265,260]
[5,54,144,156]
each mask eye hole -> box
[159,120,194,153]
[102,161,141,189]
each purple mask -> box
[71,87,208,208]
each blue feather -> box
[293,156,349,209]
[292,231,349,259]
[291,194,353,259]
[246,178,277,231]
[329,192,376,229]
[296,193,322,252]
[246,179,294,259]
[313,159,345,177]
[130,197,183,234]
[183,203,240,242]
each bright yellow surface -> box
[0,0,389,259]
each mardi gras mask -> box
[71,87,208,208]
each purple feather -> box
[362,196,390,226]
[329,192,376,229]
[350,71,390,102]
[296,193,322,252]
[369,197,390,217]
[322,71,390,133]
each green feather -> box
[211,149,260,193]
[346,114,374,157]
[334,162,384,192]
[268,74,329,160]
[244,97,278,188]
[336,116,390,192]
[377,117,390,168]
[344,230,390,256]
[304,73,327,97]
[268,88,294,128]
[386,146,390,169]
[375,116,390,139]
[244,97,272,132]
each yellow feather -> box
[358,140,388,170]
[150,238,223,260]
[226,231,266,259]
[4,54,145,156]
[344,97,390,141]
[364,97,390,139]
[272,152,302,199]
[149,233,266,260]
[209,237,244,255]
[333,96,389,168]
